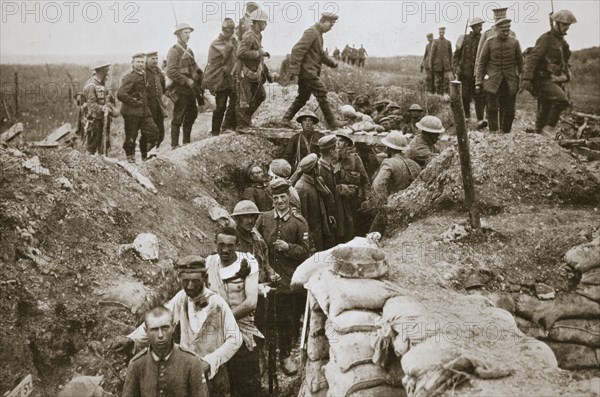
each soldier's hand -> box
[289,75,298,84]
[328,216,337,228]
[273,239,289,252]
[475,84,483,95]
[269,272,282,284]
[186,78,195,89]
[101,105,109,113]
[262,51,271,59]
[521,79,533,93]
[110,336,134,352]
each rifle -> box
[267,286,278,396]
[549,0,554,30]
[101,107,109,156]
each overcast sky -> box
[1,0,598,64]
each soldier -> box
[204,18,238,135]
[282,13,342,129]
[371,99,391,123]
[335,132,370,242]
[316,135,340,242]
[236,8,272,129]
[358,44,368,68]
[341,44,350,63]
[295,153,336,252]
[430,27,453,95]
[267,159,302,210]
[333,46,340,61]
[405,115,445,167]
[383,101,402,117]
[522,10,577,138]
[421,33,435,93]
[117,53,159,163]
[278,54,292,85]
[242,163,272,211]
[167,23,200,149]
[112,257,242,397]
[255,179,310,375]
[476,18,523,134]
[350,44,359,66]
[237,2,260,42]
[143,51,166,155]
[82,62,118,155]
[283,109,323,172]
[352,94,372,115]
[475,8,517,69]
[205,227,263,397]
[121,307,209,397]
[372,132,421,197]
[402,104,424,135]
[453,18,485,123]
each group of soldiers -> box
[331,44,369,67]
[421,6,578,135]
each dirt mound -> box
[387,131,600,227]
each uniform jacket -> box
[128,289,241,380]
[237,28,266,74]
[255,209,309,290]
[372,154,421,197]
[405,134,441,168]
[476,35,523,95]
[122,344,209,397]
[523,29,571,81]
[203,33,237,93]
[295,173,334,252]
[284,131,323,171]
[83,75,108,120]
[242,184,273,212]
[358,48,367,59]
[236,227,275,283]
[430,37,453,72]
[422,41,433,70]
[145,66,166,118]
[335,150,370,241]
[166,41,199,96]
[475,27,517,69]
[453,31,481,79]
[118,70,152,118]
[289,23,337,79]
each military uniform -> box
[358,47,367,67]
[421,38,434,93]
[476,34,523,133]
[166,41,200,147]
[241,183,273,212]
[523,29,572,133]
[333,48,340,60]
[117,69,159,160]
[405,133,441,168]
[372,154,421,197]
[82,75,111,155]
[143,64,166,151]
[236,28,269,128]
[203,32,237,133]
[255,208,309,359]
[122,344,209,397]
[430,36,453,95]
[283,22,339,127]
[453,31,484,120]
[284,131,323,172]
[335,149,370,243]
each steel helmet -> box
[416,115,445,134]
[231,200,261,217]
[381,131,409,151]
[386,101,401,110]
[340,105,357,118]
[249,8,269,22]
[469,17,485,27]
[409,104,423,111]
[296,109,320,123]
[551,10,577,24]
[174,23,194,35]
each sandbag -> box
[305,359,329,393]
[545,342,600,370]
[576,284,600,303]
[400,338,457,378]
[310,306,327,337]
[298,379,328,397]
[324,361,404,397]
[548,319,600,347]
[291,237,378,289]
[515,316,547,339]
[308,334,330,361]
[307,270,402,317]
[564,237,600,273]
[328,310,381,335]
[347,384,406,397]
[331,246,388,279]
[329,332,377,372]
[581,267,600,285]
[515,293,600,328]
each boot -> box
[541,125,558,140]
[126,155,136,164]
[476,120,488,130]
[281,356,297,376]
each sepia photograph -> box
[1,0,599,396]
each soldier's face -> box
[256,21,267,31]
[179,272,206,298]
[179,29,192,43]
[237,214,258,233]
[146,313,174,352]
[439,31,445,38]
[216,233,237,266]
[301,118,315,132]
[250,166,265,182]
[473,24,483,34]
[321,21,335,33]
[273,192,290,212]
[147,56,158,68]
[557,22,571,35]
[223,27,235,38]
[132,58,145,72]
[498,27,510,39]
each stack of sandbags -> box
[511,236,600,370]
[299,245,408,396]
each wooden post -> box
[449,80,481,229]
[14,72,19,117]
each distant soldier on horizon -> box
[236,1,260,42]
[430,27,452,95]
[358,44,368,67]
[333,46,340,61]
[420,33,434,93]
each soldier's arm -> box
[237,31,261,61]
[189,356,210,397]
[83,83,102,115]
[121,360,141,397]
[474,32,487,73]
[259,240,277,279]
[475,40,491,86]
[166,47,189,86]
[285,216,309,261]
[523,35,549,80]
[202,297,242,379]
[117,74,138,105]
[515,40,524,76]
[447,41,453,63]
[429,41,437,70]
[289,29,317,76]
[422,45,429,67]
[372,162,391,197]
[159,71,166,91]
[283,136,298,167]
[452,40,463,72]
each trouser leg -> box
[207,368,231,397]
[461,77,473,119]
[213,90,229,134]
[227,344,261,397]
[247,82,266,121]
[122,116,141,157]
[486,90,500,132]
[171,96,186,147]
[153,112,164,148]
[538,79,570,127]
[86,118,103,154]
[139,116,159,157]
[182,95,198,144]
[283,78,313,121]
[310,77,337,127]
[223,89,237,130]
[499,81,517,133]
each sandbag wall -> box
[512,236,600,370]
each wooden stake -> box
[14,72,19,117]
[449,80,481,229]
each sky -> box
[1,0,599,64]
